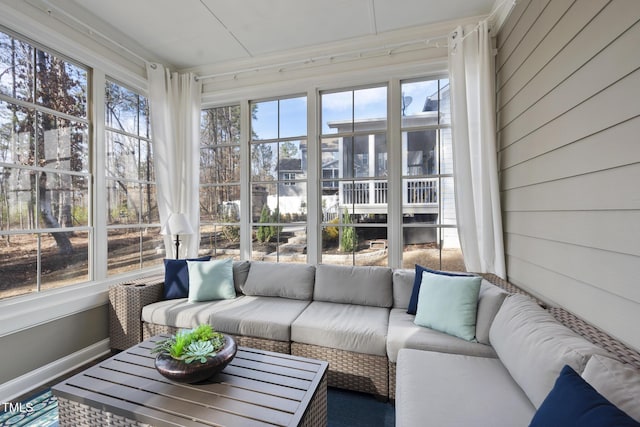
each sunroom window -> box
[0,29,90,298]
[320,85,388,266]
[250,95,308,263]
[199,105,241,259]
[105,80,161,274]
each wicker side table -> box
[108,274,164,350]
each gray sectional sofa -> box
[109,260,640,426]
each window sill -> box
[0,267,163,338]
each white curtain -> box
[147,64,202,259]
[448,20,506,278]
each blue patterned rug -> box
[1,386,393,427]
[0,390,58,427]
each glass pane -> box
[0,167,33,231]
[107,227,141,274]
[441,177,456,225]
[402,227,464,271]
[141,183,158,223]
[0,101,35,166]
[106,131,139,180]
[0,33,34,102]
[36,171,87,229]
[279,96,307,138]
[105,81,139,135]
[278,140,304,174]
[321,226,388,266]
[139,139,154,182]
[401,80,439,127]
[403,130,437,176]
[39,113,89,173]
[199,223,240,259]
[251,100,278,140]
[201,106,240,146]
[0,233,37,298]
[36,51,87,118]
[278,182,307,223]
[251,142,277,181]
[322,91,352,134]
[440,128,453,174]
[200,145,240,184]
[107,179,141,225]
[354,86,387,125]
[403,177,438,209]
[200,185,241,223]
[40,231,89,291]
[440,79,451,124]
[139,95,150,138]
[251,182,277,223]
[141,226,163,268]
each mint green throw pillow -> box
[414,270,482,341]
[187,258,236,302]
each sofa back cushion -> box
[232,260,251,293]
[313,264,392,307]
[475,280,508,345]
[242,261,315,300]
[489,294,611,408]
[392,269,414,309]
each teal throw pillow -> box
[414,270,482,341]
[187,258,236,302]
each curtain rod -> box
[41,0,151,66]
[196,34,450,81]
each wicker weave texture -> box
[57,396,151,427]
[292,342,389,398]
[549,307,640,370]
[300,374,328,427]
[388,362,396,401]
[109,275,164,351]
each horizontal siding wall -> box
[496,0,640,351]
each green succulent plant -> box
[152,324,225,364]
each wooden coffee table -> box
[52,336,328,426]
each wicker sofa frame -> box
[110,270,640,402]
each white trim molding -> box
[0,338,110,403]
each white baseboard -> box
[0,338,111,403]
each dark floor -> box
[8,351,396,427]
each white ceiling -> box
[42,0,497,69]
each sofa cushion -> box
[386,308,497,362]
[395,349,535,427]
[313,264,392,307]
[489,294,612,408]
[530,365,640,427]
[163,256,210,299]
[206,296,311,342]
[142,297,242,329]
[582,355,640,422]
[406,265,474,315]
[414,271,482,341]
[142,295,309,342]
[242,261,315,300]
[291,301,389,356]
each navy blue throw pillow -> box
[529,365,640,427]
[163,256,211,300]
[406,264,473,315]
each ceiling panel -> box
[49,0,496,69]
[373,0,494,33]
[201,0,374,56]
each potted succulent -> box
[152,324,237,383]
